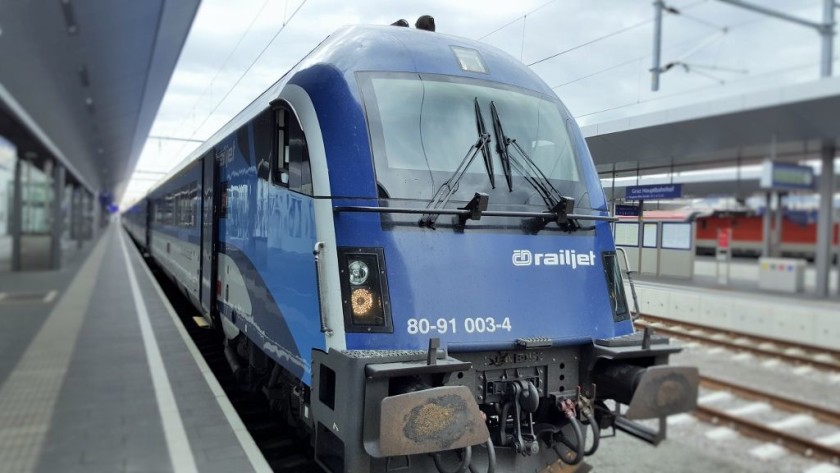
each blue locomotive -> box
[125,22,697,473]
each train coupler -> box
[498,379,540,456]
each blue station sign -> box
[614,204,640,216]
[624,184,682,201]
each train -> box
[695,210,839,260]
[615,209,840,260]
[124,22,698,473]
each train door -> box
[199,148,220,325]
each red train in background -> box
[617,209,840,261]
[694,210,839,260]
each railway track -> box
[143,255,320,473]
[694,374,840,463]
[636,314,840,371]
[635,314,840,463]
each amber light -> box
[351,287,375,316]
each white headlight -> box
[348,260,369,285]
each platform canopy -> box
[0,0,200,197]
[582,76,840,194]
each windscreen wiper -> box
[419,98,492,227]
[476,99,495,189]
[490,102,513,192]
[489,101,581,232]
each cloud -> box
[122,0,836,205]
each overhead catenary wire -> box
[169,0,309,162]
[168,0,273,143]
[476,0,559,40]
[527,0,710,68]
[675,10,727,30]
[527,18,654,67]
[551,27,728,90]
[546,0,824,95]
[574,58,828,120]
[550,57,645,89]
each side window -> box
[272,105,312,194]
[254,110,273,181]
[272,109,288,186]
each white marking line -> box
[0,231,108,472]
[705,426,737,440]
[121,230,272,473]
[726,402,770,416]
[805,463,840,473]
[768,414,815,430]
[118,232,198,473]
[817,432,840,446]
[698,391,733,405]
[748,443,786,460]
[0,292,6,301]
[42,290,57,303]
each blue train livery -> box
[124,23,697,473]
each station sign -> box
[759,161,815,191]
[614,204,640,216]
[624,184,682,201]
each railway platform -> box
[627,257,840,352]
[0,224,269,473]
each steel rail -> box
[639,314,840,358]
[635,317,840,371]
[693,404,840,463]
[642,314,840,358]
[699,375,840,425]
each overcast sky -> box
[122,0,836,205]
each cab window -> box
[272,105,312,195]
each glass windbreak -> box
[360,73,587,208]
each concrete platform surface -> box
[0,224,269,473]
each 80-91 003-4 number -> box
[406,317,512,335]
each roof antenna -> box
[391,19,409,27]
[415,15,435,32]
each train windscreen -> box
[359,72,589,208]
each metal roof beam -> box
[0,83,97,194]
[716,0,827,32]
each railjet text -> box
[512,250,597,269]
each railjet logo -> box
[512,250,597,269]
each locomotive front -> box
[286,26,698,472]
